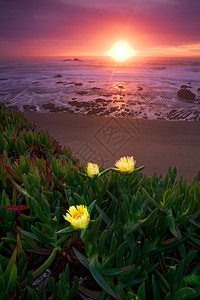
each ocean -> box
[0,56,200,121]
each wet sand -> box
[24,112,200,183]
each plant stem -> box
[33,247,59,279]
[20,247,59,288]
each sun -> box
[108,41,135,61]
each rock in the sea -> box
[68,101,92,108]
[95,98,106,103]
[73,58,82,61]
[197,88,200,92]
[181,84,191,89]
[87,107,106,115]
[23,105,37,111]
[41,103,69,112]
[63,58,82,61]
[137,86,143,91]
[54,74,62,78]
[76,91,88,95]
[92,87,101,90]
[117,84,125,89]
[177,89,196,102]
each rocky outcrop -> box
[177,89,196,102]
[137,86,143,91]
[63,58,82,62]
[76,91,88,95]
[181,84,191,89]
[68,101,91,108]
[95,98,106,103]
[23,105,37,111]
[87,107,106,115]
[73,58,82,61]
[41,103,69,112]
[117,84,125,89]
[92,87,101,90]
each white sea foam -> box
[0,56,200,120]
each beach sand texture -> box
[24,112,200,183]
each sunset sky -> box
[0,0,200,57]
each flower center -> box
[73,212,83,220]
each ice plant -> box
[115,156,136,173]
[87,162,99,177]
[63,205,90,229]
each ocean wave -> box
[0,56,200,121]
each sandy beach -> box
[24,112,200,183]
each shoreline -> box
[24,112,200,183]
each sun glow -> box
[108,41,135,61]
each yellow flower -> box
[87,162,99,177]
[63,205,90,229]
[115,156,136,173]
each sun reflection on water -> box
[106,82,129,114]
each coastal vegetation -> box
[0,103,200,299]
